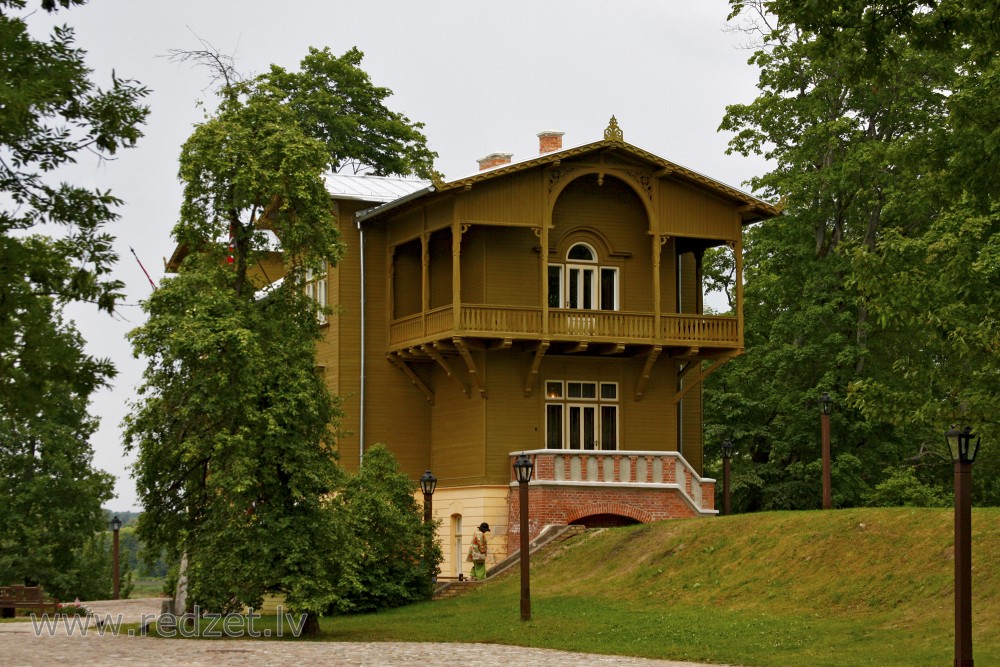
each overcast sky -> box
[26,0,770,511]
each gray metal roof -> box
[324,172,430,203]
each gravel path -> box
[0,598,735,666]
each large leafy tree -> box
[0,0,148,595]
[125,47,436,620]
[703,0,982,510]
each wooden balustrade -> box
[389,305,739,350]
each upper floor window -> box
[305,261,328,323]
[548,242,619,311]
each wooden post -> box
[955,460,974,667]
[821,411,832,510]
[519,479,531,621]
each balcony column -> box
[388,245,396,321]
[694,247,705,315]
[421,232,429,337]
[652,232,662,337]
[538,225,549,335]
[731,231,744,347]
[452,216,466,330]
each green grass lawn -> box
[152,508,1000,666]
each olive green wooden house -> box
[320,120,778,578]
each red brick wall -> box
[506,482,715,553]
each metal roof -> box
[324,172,430,203]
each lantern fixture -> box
[721,439,735,460]
[819,392,833,415]
[419,469,437,496]
[513,454,534,484]
[110,516,122,532]
[946,426,980,464]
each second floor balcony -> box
[388,303,740,356]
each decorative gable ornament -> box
[604,115,624,143]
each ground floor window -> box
[545,380,618,450]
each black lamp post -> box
[513,453,534,621]
[110,515,122,600]
[947,425,980,667]
[721,439,735,516]
[420,469,437,524]
[819,392,833,510]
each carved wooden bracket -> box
[387,354,433,405]
[634,345,662,401]
[524,340,550,397]
[453,337,486,399]
[422,344,468,397]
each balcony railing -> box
[509,449,717,516]
[388,304,739,350]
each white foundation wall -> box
[418,485,511,580]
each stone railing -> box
[509,449,717,516]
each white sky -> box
[25,0,769,511]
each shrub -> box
[335,444,442,613]
[864,467,949,508]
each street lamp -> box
[513,453,534,621]
[721,439,735,515]
[819,392,833,510]
[420,469,437,524]
[947,425,980,667]
[110,515,122,600]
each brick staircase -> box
[432,524,586,601]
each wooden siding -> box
[390,207,424,245]
[483,226,538,307]
[360,225,431,475]
[458,170,544,228]
[325,206,360,468]
[484,352,539,479]
[250,252,285,287]
[428,228,453,309]
[459,225,485,304]
[430,361,485,482]
[660,179,740,241]
[551,174,653,312]
[393,238,421,318]
[678,252,704,472]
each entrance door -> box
[567,404,598,450]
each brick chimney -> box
[537,131,564,154]
[477,152,514,171]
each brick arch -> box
[566,502,653,525]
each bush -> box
[864,467,949,508]
[335,444,442,613]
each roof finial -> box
[604,115,623,142]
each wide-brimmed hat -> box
[478,522,490,532]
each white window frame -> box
[305,261,328,323]
[548,243,619,312]
[544,380,619,451]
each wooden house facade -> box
[320,120,778,578]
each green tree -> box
[125,47,435,624]
[336,444,442,613]
[705,0,968,510]
[0,0,148,596]
[717,0,999,504]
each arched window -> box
[567,243,596,262]
[548,243,619,310]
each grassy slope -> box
[322,508,1000,666]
